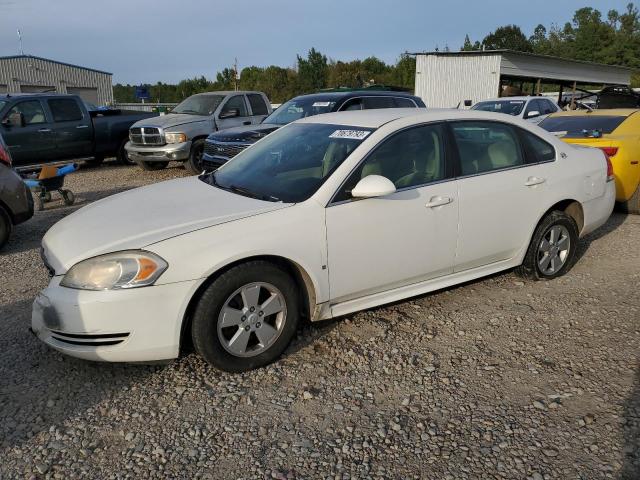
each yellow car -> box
[540,109,640,214]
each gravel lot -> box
[1,160,639,479]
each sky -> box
[0,0,633,85]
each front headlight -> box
[165,132,187,144]
[60,251,168,291]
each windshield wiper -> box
[229,184,280,202]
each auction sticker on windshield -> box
[329,130,371,140]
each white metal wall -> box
[0,56,113,104]
[415,54,501,108]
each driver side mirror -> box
[351,175,396,199]
[526,110,540,119]
[219,108,239,119]
[1,112,24,128]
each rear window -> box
[539,116,626,137]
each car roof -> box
[477,96,542,103]
[192,91,264,96]
[549,108,639,118]
[297,108,534,129]
[290,90,418,102]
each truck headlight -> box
[165,132,188,144]
[60,251,168,291]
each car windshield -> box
[472,100,526,116]
[201,123,373,203]
[173,94,225,115]
[539,115,627,137]
[262,98,338,125]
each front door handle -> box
[242,121,251,125]
[425,196,453,208]
[525,176,546,187]
[76,125,89,129]
[38,128,51,133]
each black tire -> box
[117,139,135,165]
[0,206,11,250]
[617,184,640,215]
[185,139,205,174]
[139,161,169,171]
[516,210,579,280]
[85,156,104,167]
[191,261,300,372]
[61,190,75,206]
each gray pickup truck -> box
[125,91,271,173]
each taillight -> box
[599,146,618,157]
[603,153,614,181]
[0,145,11,167]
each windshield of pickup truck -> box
[262,98,337,125]
[201,123,373,202]
[173,94,225,116]
[472,100,526,116]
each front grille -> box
[204,141,249,159]
[130,127,164,146]
[50,330,130,347]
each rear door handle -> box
[76,125,89,129]
[38,128,51,133]
[525,176,546,187]
[425,196,453,208]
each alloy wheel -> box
[537,225,571,276]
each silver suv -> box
[126,91,271,173]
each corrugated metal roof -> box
[0,55,112,75]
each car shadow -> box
[575,212,628,262]
[620,364,640,479]
[0,298,157,452]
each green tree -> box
[297,48,328,93]
[482,25,533,52]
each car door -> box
[46,98,92,160]
[246,93,270,124]
[217,95,251,130]
[451,120,555,272]
[325,123,458,304]
[1,99,52,167]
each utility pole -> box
[233,57,239,91]
[17,29,23,55]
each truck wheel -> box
[185,139,205,174]
[0,206,12,250]
[85,156,104,167]
[117,139,135,166]
[139,161,168,171]
[618,184,640,215]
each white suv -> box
[471,96,560,125]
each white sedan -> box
[32,109,615,372]
[471,96,561,125]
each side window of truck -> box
[6,100,46,125]
[247,94,269,116]
[221,96,248,117]
[48,99,83,122]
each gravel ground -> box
[1,160,639,479]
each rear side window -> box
[451,121,524,175]
[394,97,416,108]
[363,97,396,109]
[520,130,556,163]
[340,98,363,111]
[539,116,626,137]
[247,94,269,116]
[48,99,83,122]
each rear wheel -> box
[185,139,205,174]
[191,261,300,372]
[516,211,578,280]
[618,184,640,215]
[139,161,169,171]
[0,206,12,250]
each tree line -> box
[113,3,640,104]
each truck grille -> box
[130,127,164,146]
[204,141,249,159]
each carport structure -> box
[412,50,632,108]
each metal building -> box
[413,50,632,108]
[0,55,113,105]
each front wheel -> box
[517,211,579,280]
[191,261,300,372]
[139,161,169,171]
[185,139,205,174]
[0,206,12,250]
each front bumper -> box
[31,276,199,362]
[125,140,192,163]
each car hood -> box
[208,124,282,143]
[131,113,211,129]
[42,176,291,274]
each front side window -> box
[6,100,46,125]
[203,123,373,203]
[451,121,524,175]
[472,100,526,116]
[247,94,269,116]
[334,123,448,202]
[363,97,396,109]
[173,94,224,115]
[221,95,248,117]
[48,99,83,122]
[524,99,542,119]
